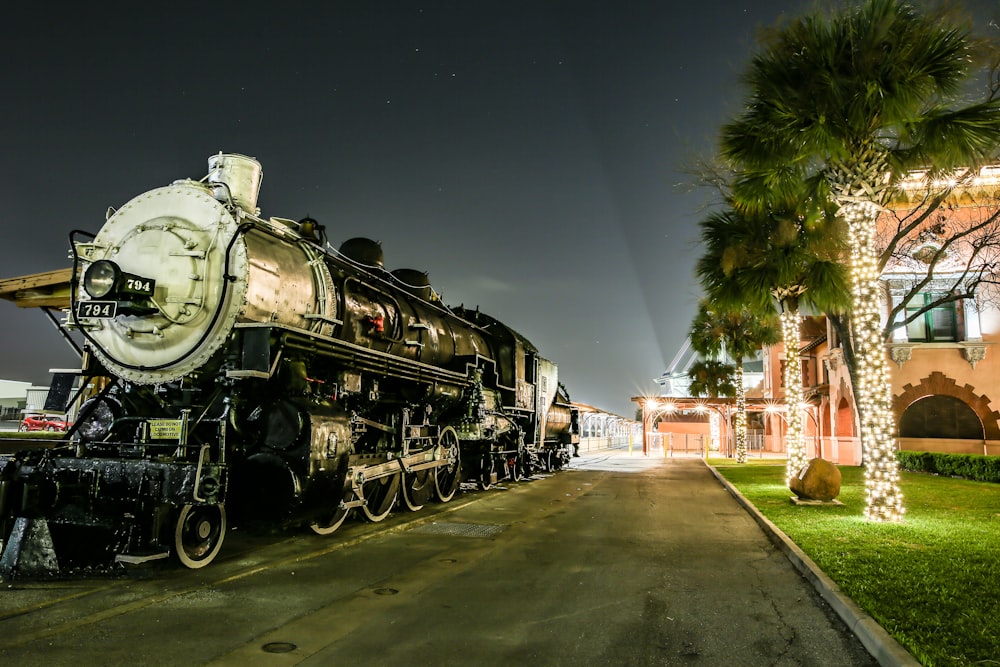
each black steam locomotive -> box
[0,154,579,575]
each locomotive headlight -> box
[83,260,120,299]
[82,260,156,300]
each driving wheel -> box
[477,452,495,491]
[433,426,461,502]
[401,468,433,511]
[310,496,351,535]
[360,473,399,522]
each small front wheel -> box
[173,504,226,569]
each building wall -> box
[878,194,1000,457]
[765,180,1000,464]
[0,379,30,422]
[771,323,1000,465]
[656,421,710,436]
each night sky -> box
[3,1,995,416]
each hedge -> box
[896,450,1000,483]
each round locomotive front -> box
[73,180,251,384]
[72,154,338,385]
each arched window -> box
[835,397,854,437]
[899,395,983,439]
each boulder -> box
[789,457,842,501]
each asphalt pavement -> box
[0,449,899,666]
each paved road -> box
[0,451,877,666]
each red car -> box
[19,415,71,432]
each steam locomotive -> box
[0,154,579,575]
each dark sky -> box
[3,1,994,416]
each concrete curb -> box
[706,462,921,667]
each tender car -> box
[19,414,70,432]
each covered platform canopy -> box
[632,395,794,456]
[0,268,75,309]
[0,268,82,361]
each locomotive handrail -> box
[191,444,212,502]
[237,322,478,387]
[233,321,516,398]
[325,241,502,337]
[303,313,343,325]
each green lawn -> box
[711,461,1000,667]
[0,431,65,439]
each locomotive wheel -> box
[173,504,226,569]
[401,469,433,511]
[508,454,525,482]
[360,474,400,522]
[310,502,350,535]
[433,426,461,503]
[477,453,495,491]
[520,452,536,479]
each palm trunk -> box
[779,308,808,485]
[734,363,747,463]
[843,200,905,522]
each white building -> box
[0,379,31,422]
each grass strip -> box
[711,461,1000,667]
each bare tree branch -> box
[879,175,1000,340]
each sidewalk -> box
[571,449,919,666]
[704,462,920,667]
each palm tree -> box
[686,358,737,400]
[685,357,737,457]
[689,301,779,463]
[696,190,850,484]
[720,0,1000,521]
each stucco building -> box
[765,168,1000,464]
[643,167,1000,465]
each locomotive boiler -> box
[0,153,578,575]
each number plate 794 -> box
[77,301,118,318]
